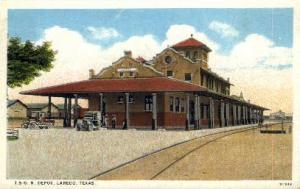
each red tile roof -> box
[172,37,211,52]
[20,77,206,97]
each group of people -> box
[101,113,117,129]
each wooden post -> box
[209,98,214,128]
[220,100,225,127]
[186,94,190,130]
[232,104,236,126]
[68,97,72,127]
[198,95,202,129]
[74,94,78,127]
[152,93,157,130]
[63,97,67,127]
[249,107,252,124]
[99,93,103,112]
[48,96,52,119]
[194,94,199,130]
[225,103,229,126]
[124,93,130,129]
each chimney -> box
[124,50,132,57]
[89,69,95,79]
[227,77,230,82]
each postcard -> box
[0,0,299,188]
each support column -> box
[99,93,103,112]
[209,98,215,128]
[198,95,202,129]
[67,97,72,127]
[152,93,157,130]
[232,104,236,126]
[63,97,67,127]
[124,93,130,129]
[225,103,229,126]
[73,94,78,127]
[220,100,225,127]
[246,107,250,124]
[249,107,252,124]
[242,106,245,124]
[237,105,241,125]
[47,96,52,119]
[186,94,190,130]
[194,94,199,130]
[244,106,247,124]
[260,109,263,124]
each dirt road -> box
[94,123,292,180]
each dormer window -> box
[167,70,173,77]
[185,73,192,81]
[117,68,137,78]
[129,71,134,77]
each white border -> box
[0,1,299,189]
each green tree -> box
[7,37,56,88]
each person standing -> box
[104,114,109,128]
[112,114,116,129]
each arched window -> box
[193,51,198,61]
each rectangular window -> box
[169,96,174,112]
[129,95,134,103]
[167,70,173,77]
[175,97,180,112]
[201,104,208,119]
[181,98,185,112]
[185,73,192,81]
[117,96,124,104]
[129,71,134,77]
[119,72,124,77]
[144,95,153,111]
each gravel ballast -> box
[7,125,255,179]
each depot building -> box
[21,36,268,130]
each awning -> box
[20,77,207,97]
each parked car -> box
[21,111,54,129]
[76,111,102,131]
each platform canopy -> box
[20,77,207,97]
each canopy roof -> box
[20,77,207,97]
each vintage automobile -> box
[21,111,54,129]
[76,111,102,131]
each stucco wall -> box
[8,103,27,118]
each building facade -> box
[7,99,27,118]
[27,103,60,118]
[21,36,267,130]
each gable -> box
[8,101,27,110]
[94,56,163,79]
[152,48,201,85]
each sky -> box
[7,8,293,114]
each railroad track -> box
[90,122,290,180]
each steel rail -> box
[90,121,290,180]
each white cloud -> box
[100,34,161,65]
[208,33,292,113]
[87,26,120,40]
[210,34,292,70]
[8,25,293,113]
[209,21,239,38]
[161,24,220,51]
